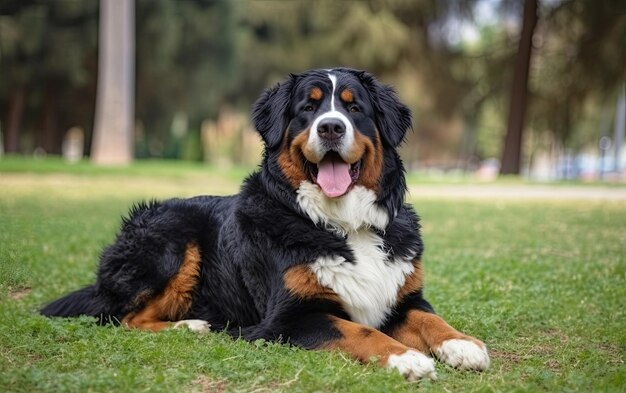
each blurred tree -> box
[134,0,236,159]
[1,0,624,171]
[500,0,537,175]
[530,0,626,149]
[381,0,515,166]
[233,1,413,101]
[234,0,478,164]
[0,0,98,154]
[91,0,134,165]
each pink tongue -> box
[316,156,352,198]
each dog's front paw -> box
[173,319,211,334]
[386,349,438,381]
[434,338,490,371]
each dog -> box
[42,68,490,380]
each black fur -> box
[252,76,296,149]
[42,68,433,351]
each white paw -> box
[386,350,438,381]
[434,338,490,371]
[173,319,211,334]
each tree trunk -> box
[500,0,538,175]
[4,86,25,153]
[613,83,626,173]
[40,85,60,154]
[91,0,135,165]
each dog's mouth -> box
[308,152,361,198]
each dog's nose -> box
[317,118,346,141]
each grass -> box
[1,157,625,392]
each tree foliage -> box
[134,0,236,157]
[1,0,624,169]
[0,0,98,154]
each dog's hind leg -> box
[121,242,209,333]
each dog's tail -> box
[40,285,114,324]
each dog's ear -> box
[252,75,296,149]
[358,71,412,148]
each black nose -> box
[317,118,346,141]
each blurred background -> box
[1,0,625,181]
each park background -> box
[1,1,625,392]
[1,0,625,180]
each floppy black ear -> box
[358,71,412,147]
[252,75,296,149]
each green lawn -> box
[0,158,624,392]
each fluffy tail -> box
[41,285,113,323]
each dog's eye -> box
[304,105,314,112]
[349,105,360,113]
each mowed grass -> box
[0,158,625,392]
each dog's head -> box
[253,68,411,224]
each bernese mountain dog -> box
[42,68,490,380]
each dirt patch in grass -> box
[544,359,561,372]
[491,344,563,373]
[9,286,32,301]
[598,343,624,366]
[543,327,569,344]
[490,349,530,373]
[490,350,527,364]
[190,375,228,393]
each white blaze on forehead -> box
[328,73,337,111]
[307,72,355,161]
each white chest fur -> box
[296,182,389,235]
[297,182,415,327]
[310,230,415,328]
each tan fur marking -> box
[278,125,383,195]
[324,316,410,365]
[340,89,354,103]
[278,129,315,189]
[345,130,383,192]
[122,243,201,332]
[121,313,172,332]
[390,310,485,352]
[283,265,339,301]
[310,87,323,100]
[396,261,423,301]
[389,312,430,353]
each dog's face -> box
[253,68,411,200]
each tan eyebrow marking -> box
[310,87,323,100]
[340,89,354,103]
